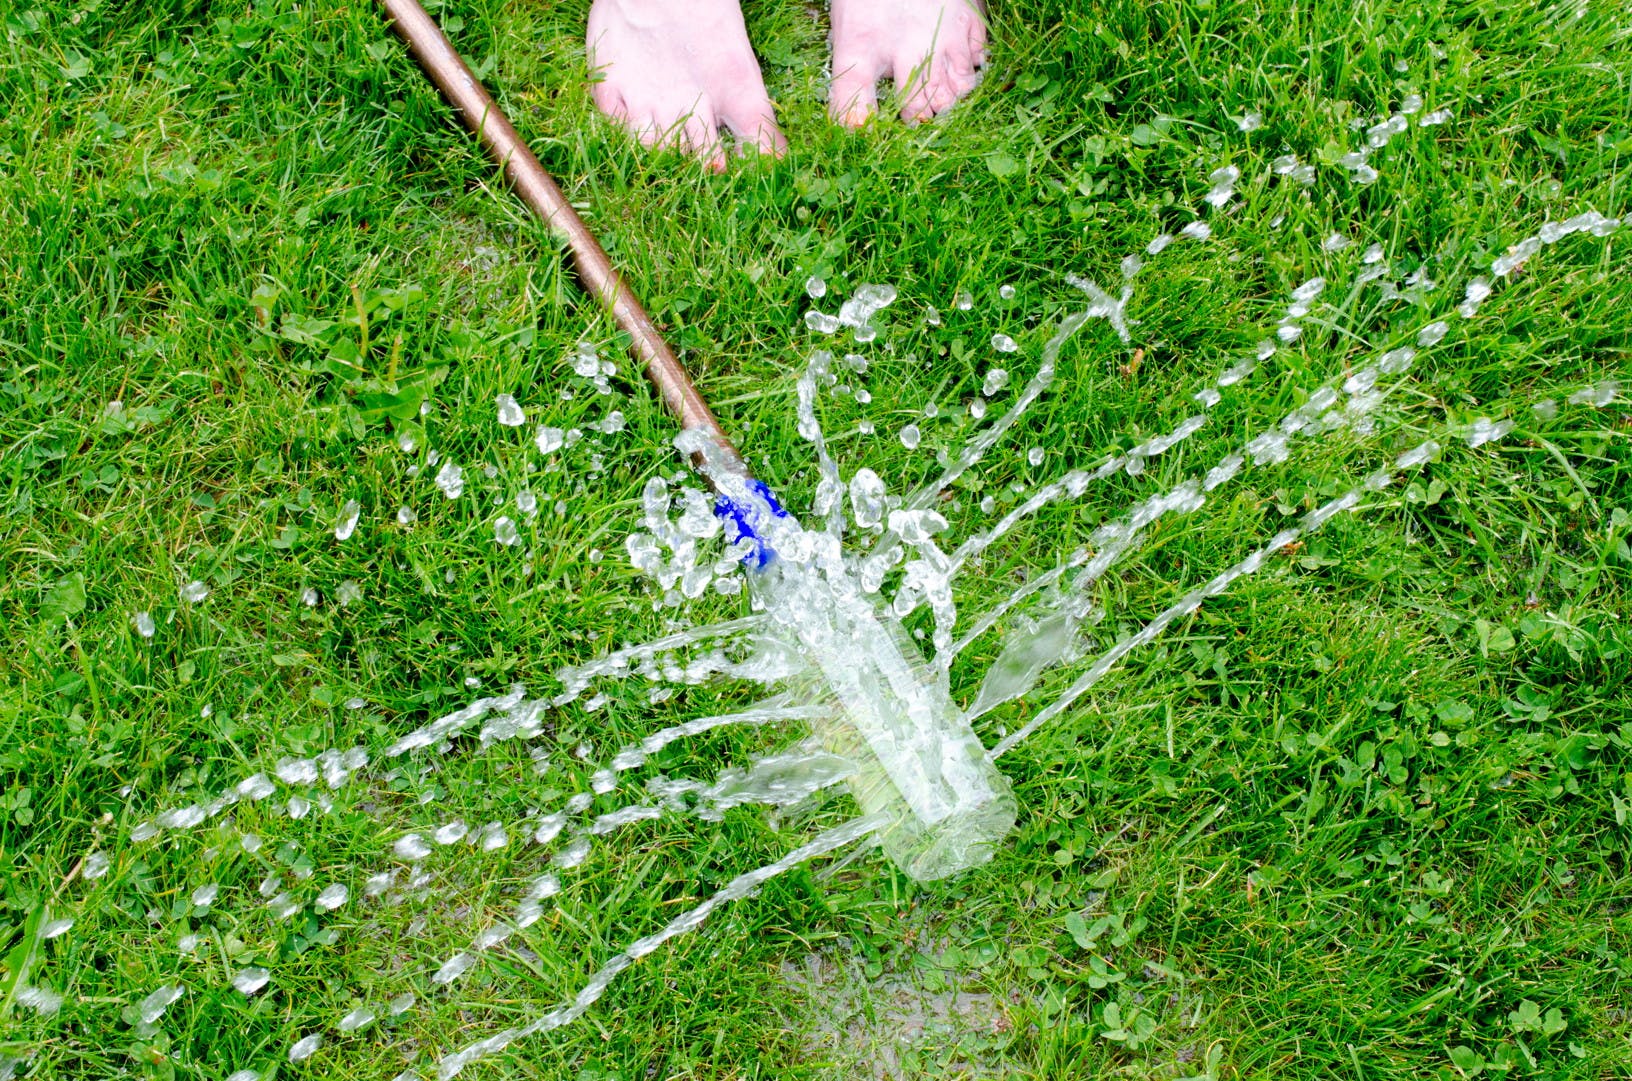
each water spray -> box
[380,0,1015,879]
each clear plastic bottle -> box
[756,566,1015,881]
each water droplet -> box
[982,369,1010,396]
[1465,417,1513,448]
[572,344,601,379]
[435,462,464,499]
[998,284,1016,300]
[1203,164,1239,207]
[180,580,209,604]
[1396,441,1440,469]
[191,883,219,908]
[1568,382,1618,407]
[552,836,592,868]
[233,967,271,995]
[315,883,349,911]
[1365,114,1409,148]
[1378,347,1416,374]
[1027,447,1044,467]
[288,1034,322,1063]
[1246,431,1291,465]
[395,834,432,860]
[1532,398,1558,419]
[16,984,63,1016]
[337,580,362,606]
[1237,111,1263,132]
[899,424,922,450]
[1293,278,1327,305]
[954,290,974,311]
[1321,233,1352,252]
[495,394,525,427]
[848,469,887,530]
[83,852,110,879]
[338,1006,377,1033]
[139,984,184,1024]
[432,952,475,985]
[804,310,840,334]
[535,426,565,456]
[991,333,1018,354]
[334,499,361,541]
[494,517,520,546]
[434,820,468,845]
[804,275,827,299]
[888,509,949,544]
[301,587,319,606]
[389,992,417,1015]
[1416,321,1450,347]
[133,611,155,637]
[275,757,317,785]
[157,804,206,829]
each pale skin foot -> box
[585,0,988,163]
[829,0,987,127]
[586,0,787,169]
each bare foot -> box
[829,0,987,127]
[586,0,786,169]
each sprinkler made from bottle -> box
[701,435,1017,881]
[383,0,1015,881]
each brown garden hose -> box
[379,0,748,479]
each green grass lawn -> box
[3,0,1630,1078]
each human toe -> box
[829,55,884,127]
[590,77,626,122]
[894,54,949,123]
[902,44,984,122]
[721,94,787,157]
[678,110,728,171]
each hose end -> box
[714,479,788,569]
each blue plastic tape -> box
[714,479,788,569]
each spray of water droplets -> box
[30,113,1624,1081]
